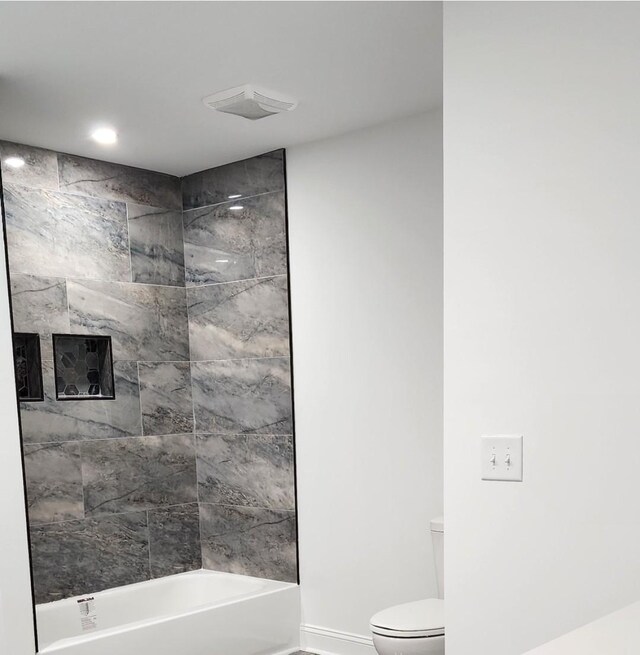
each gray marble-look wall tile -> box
[192,358,292,435]
[23,443,84,525]
[182,150,284,210]
[10,274,70,360]
[200,504,296,582]
[30,512,150,604]
[148,503,201,578]
[67,279,189,362]
[139,362,194,436]
[58,153,181,209]
[183,191,287,285]
[197,434,294,510]
[128,204,185,287]
[20,361,142,444]
[82,434,197,516]
[0,141,58,189]
[187,276,290,361]
[3,185,131,282]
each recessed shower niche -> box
[52,334,115,400]
[13,332,43,401]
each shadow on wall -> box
[0,140,297,604]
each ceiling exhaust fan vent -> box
[203,84,298,121]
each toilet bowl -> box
[370,517,445,655]
[370,598,444,655]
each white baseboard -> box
[300,624,376,655]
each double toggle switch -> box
[489,453,511,466]
[481,435,523,481]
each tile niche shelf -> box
[52,334,115,401]
[13,333,44,402]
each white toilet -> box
[369,517,445,655]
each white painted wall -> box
[0,206,37,653]
[444,3,640,654]
[287,110,443,652]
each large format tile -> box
[4,185,130,282]
[187,276,290,361]
[183,192,287,285]
[182,150,284,210]
[0,141,58,189]
[30,512,150,604]
[20,361,142,444]
[128,204,185,287]
[197,434,294,510]
[199,504,296,582]
[148,503,201,578]
[139,362,194,436]
[191,358,292,434]
[67,279,189,361]
[10,274,70,360]
[82,434,197,516]
[58,154,181,209]
[23,443,84,525]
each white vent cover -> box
[202,84,298,121]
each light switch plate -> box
[481,434,523,482]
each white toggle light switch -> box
[481,435,523,482]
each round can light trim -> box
[91,127,118,145]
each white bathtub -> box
[36,570,300,655]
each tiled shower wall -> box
[0,141,296,604]
[182,152,296,580]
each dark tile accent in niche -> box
[13,333,44,401]
[52,334,115,400]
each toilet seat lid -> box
[370,599,444,638]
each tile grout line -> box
[184,250,204,565]
[32,501,200,529]
[146,509,152,580]
[64,275,72,335]
[186,273,288,290]
[26,353,291,368]
[25,431,294,446]
[55,152,60,191]
[178,198,187,290]
[198,501,296,514]
[136,361,145,436]
[2,176,182,211]
[79,441,87,521]
[102,355,290,366]
[182,188,284,214]
[191,355,291,365]
[194,423,203,567]
[11,260,286,292]
[64,273,186,290]
[56,185,182,209]
[125,203,134,283]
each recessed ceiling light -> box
[229,205,244,211]
[4,156,25,169]
[228,194,242,199]
[91,127,118,145]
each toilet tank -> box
[430,517,444,599]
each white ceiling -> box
[0,1,442,176]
